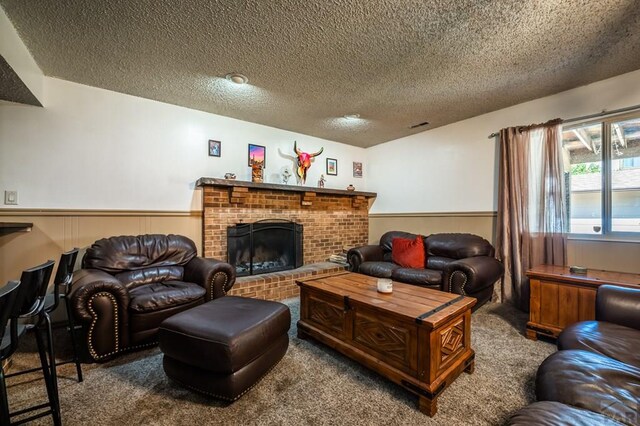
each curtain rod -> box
[487,103,640,139]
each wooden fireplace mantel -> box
[196,178,377,198]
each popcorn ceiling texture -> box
[1,0,639,147]
[0,56,41,106]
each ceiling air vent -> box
[409,121,429,129]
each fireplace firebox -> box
[227,220,303,276]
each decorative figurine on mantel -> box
[224,173,236,180]
[294,141,323,185]
[251,162,263,183]
[318,174,326,188]
[347,184,355,191]
[282,168,292,184]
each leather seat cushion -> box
[359,261,399,278]
[536,350,640,425]
[129,281,205,313]
[129,298,204,343]
[115,265,184,289]
[391,268,442,287]
[558,321,640,368]
[158,296,290,374]
[507,401,625,426]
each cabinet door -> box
[539,281,560,327]
[350,303,418,376]
[304,290,347,339]
[538,280,596,329]
[577,288,596,321]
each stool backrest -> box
[49,249,79,312]
[15,260,55,317]
[0,281,20,342]
[54,248,79,287]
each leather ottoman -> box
[158,296,290,401]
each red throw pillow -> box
[392,236,425,269]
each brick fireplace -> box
[197,178,376,300]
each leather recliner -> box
[347,231,504,309]
[507,285,640,425]
[70,234,236,362]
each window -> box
[562,114,640,236]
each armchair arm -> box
[444,256,504,296]
[184,257,236,301]
[70,269,130,361]
[596,285,640,330]
[347,245,384,272]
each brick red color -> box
[202,186,370,265]
[228,263,347,301]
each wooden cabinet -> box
[526,265,640,340]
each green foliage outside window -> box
[570,163,601,175]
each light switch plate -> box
[4,190,17,205]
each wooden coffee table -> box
[296,272,476,416]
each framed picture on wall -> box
[248,144,266,167]
[326,158,338,176]
[208,140,221,157]
[353,161,363,178]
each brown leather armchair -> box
[347,231,504,309]
[508,285,640,425]
[70,234,236,361]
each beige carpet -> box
[6,299,554,425]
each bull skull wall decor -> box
[294,141,323,184]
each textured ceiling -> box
[2,0,640,147]
[0,55,41,106]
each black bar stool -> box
[49,248,83,382]
[0,281,20,426]
[10,249,83,382]
[0,261,61,425]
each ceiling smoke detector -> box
[225,73,249,85]
[343,114,361,120]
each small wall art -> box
[353,161,363,178]
[326,158,338,176]
[208,140,221,157]
[248,144,266,168]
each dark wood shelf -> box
[196,178,376,198]
[0,222,33,235]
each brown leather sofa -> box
[70,234,236,361]
[347,231,503,309]
[507,285,640,425]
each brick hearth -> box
[197,178,376,300]
[228,262,347,300]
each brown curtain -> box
[496,120,567,311]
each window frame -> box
[564,111,640,241]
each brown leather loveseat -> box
[508,285,640,425]
[71,234,236,361]
[347,231,503,309]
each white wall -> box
[0,8,44,103]
[0,78,367,211]
[367,69,640,214]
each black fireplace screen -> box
[227,220,303,276]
